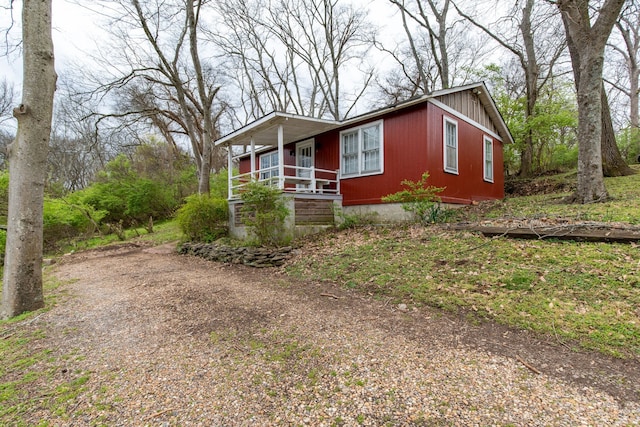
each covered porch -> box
[214,112,344,238]
[216,112,343,199]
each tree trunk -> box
[573,52,609,203]
[2,0,57,318]
[571,47,609,203]
[558,0,626,203]
[518,0,538,178]
[601,86,636,176]
[186,0,212,194]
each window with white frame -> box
[259,151,279,180]
[443,117,458,174]
[340,121,383,177]
[483,136,494,182]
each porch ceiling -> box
[215,112,341,147]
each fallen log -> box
[450,224,640,244]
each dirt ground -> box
[23,241,640,425]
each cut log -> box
[450,224,640,244]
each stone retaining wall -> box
[178,242,293,267]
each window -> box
[259,151,279,180]
[483,136,494,182]
[340,121,383,177]
[443,117,458,174]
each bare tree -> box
[608,1,640,128]
[2,0,57,318]
[0,80,16,168]
[378,0,486,99]
[388,0,454,90]
[47,81,121,192]
[455,0,566,177]
[0,80,16,126]
[557,0,626,203]
[216,0,376,122]
[607,0,640,158]
[88,0,225,194]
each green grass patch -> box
[286,168,640,357]
[484,166,640,223]
[0,324,94,425]
[0,274,99,425]
[55,219,182,255]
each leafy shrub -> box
[382,172,451,224]
[176,195,228,242]
[43,197,106,250]
[617,127,640,164]
[76,155,181,227]
[0,170,8,224]
[210,168,231,199]
[0,229,5,261]
[240,182,290,247]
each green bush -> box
[210,168,231,199]
[240,182,290,247]
[0,229,6,260]
[0,170,8,224]
[382,172,451,224]
[43,197,107,250]
[176,195,228,242]
[76,155,181,227]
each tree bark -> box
[2,0,57,318]
[186,0,212,194]
[519,0,538,177]
[558,0,626,203]
[601,86,636,176]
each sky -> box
[1,0,103,84]
[1,0,399,86]
[0,0,402,132]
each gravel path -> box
[27,242,640,426]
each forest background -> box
[0,0,639,252]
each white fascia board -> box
[215,112,339,147]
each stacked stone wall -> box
[179,243,293,267]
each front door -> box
[296,139,314,189]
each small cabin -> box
[215,82,513,238]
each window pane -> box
[445,120,457,171]
[343,154,358,174]
[362,125,379,150]
[446,146,456,169]
[270,153,279,178]
[343,132,358,153]
[342,132,359,175]
[362,150,380,172]
[446,122,456,147]
[260,152,279,179]
[484,139,493,180]
[260,155,269,169]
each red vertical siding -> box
[336,102,504,205]
[424,104,505,204]
[237,100,505,205]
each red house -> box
[215,82,513,238]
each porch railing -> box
[229,165,340,199]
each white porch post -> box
[227,144,233,199]
[277,124,284,189]
[250,137,256,180]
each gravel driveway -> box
[27,242,640,426]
